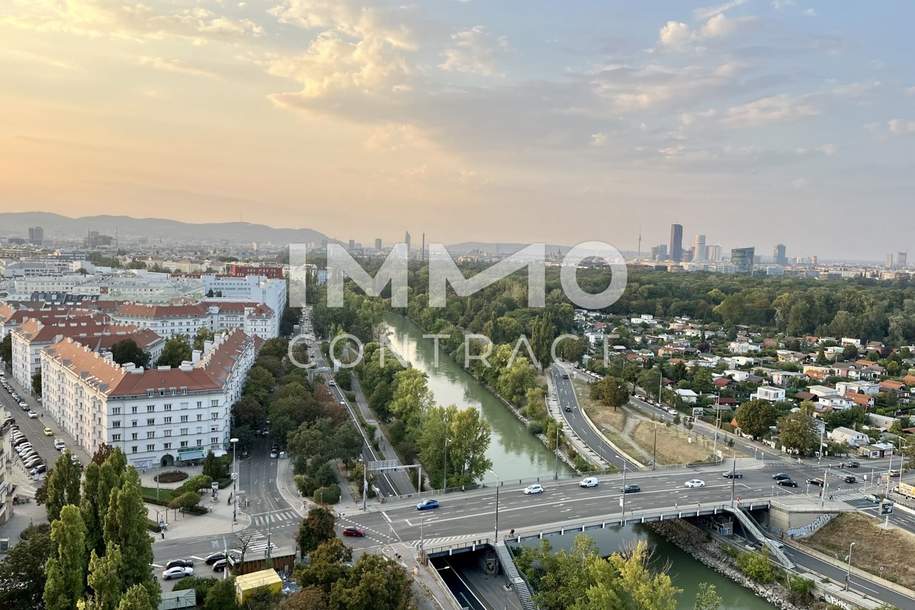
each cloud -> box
[658,21,693,48]
[906,86,915,97]
[0,0,263,43]
[694,0,747,21]
[888,119,915,136]
[1,49,77,71]
[138,56,219,79]
[724,94,819,127]
[439,26,508,77]
[658,13,755,49]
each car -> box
[416,499,440,511]
[864,494,880,503]
[777,478,798,487]
[27,411,38,419]
[845,461,860,469]
[524,484,544,495]
[211,559,230,572]
[889,469,901,478]
[162,566,193,580]
[772,473,790,481]
[767,539,785,550]
[204,552,226,565]
[18,401,28,408]
[31,464,47,475]
[165,559,194,569]
[622,484,641,494]
[43,427,53,436]
[54,439,66,450]
[328,380,336,387]
[24,459,42,469]
[342,527,366,537]
[844,475,857,484]
[807,478,825,487]
[579,477,599,488]
[564,406,572,412]
[722,471,743,479]
[269,450,278,459]
[684,479,705,488]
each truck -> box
[234,569,283,604]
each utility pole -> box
[621,463,627,522]
[652,422,658,471]
[230,437,239,525]
[730,453,737,506]
[494,484,500,541]
[442,415,449,493]
[554,421,561,481]
[362,454,368,511]
[845,541,856,591]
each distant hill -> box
[0,212,329,245]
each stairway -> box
[493,541,536,610]
[724,506,794,569]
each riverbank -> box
[646,521,799,609]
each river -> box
[381,313,774,609]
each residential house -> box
[753,386,787,402]
[828,426,870,447]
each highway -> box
[550,364,641,470]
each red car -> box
[342,526,366,537]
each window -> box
[180,415,188,423]
[180,441,188,448]
[196,401,203,408]
[211,412,220,420]
[164,430,172,437]
[112,407,121,415]
[131,446,137,453]
[210,426,217,433]
[163,404,172,411]
[146,418,155,426]
[147,405,155,413]
[131,420,138,427]
[164,416,172,424]
[211,436,219,444]
[131,406,138,414]
[210,399,219,407]
[180,428,188,436]
[196,439,203,446]
[196,414,203,422]
[131,433,138,441]
[146,444,155,452]
[146,431,155,439]
[112,421,121,428]
[112,433,121,442]
[163,442,171,450]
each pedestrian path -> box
[249,508,300,528]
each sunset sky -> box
[2,1,914,259]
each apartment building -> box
[201,274,286,336]
[11,317,163,390]
[41,330,256,469]
[109,301,277,340]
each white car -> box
[54,439,66,451]
[523,484,544,495]
[579,477,599,488]
[162,566,194,580]
[684,479,706,488]
[27,411,39,419]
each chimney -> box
[179,362,193,372]
[192,349,201,364]
[157,365,171,371]
[203,340,214,353]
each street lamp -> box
[230,437,239,525]
[845,541,856,591]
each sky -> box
[1,1,914,260]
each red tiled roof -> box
[202,301,274,317]
[200,329,251,387]
[110,367,220,397]
[44,338,127,394]
[114,303,208,319]
[15,318,141,344]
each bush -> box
[168,491,202,512]
[527,421,544,435]
[313,484,341,504]
[172,577,218,605]
[146,519,162,533]
[20,523,50,540]
[177,474,213,495]
[736,550,775,584]
[154,470,189,484]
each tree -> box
[32,372,42,396]
[777,411,820,455]
[44,505,88,610]
[298,507,336,557]
[591,376,631,410]
[418,405,492,489]
[116,584,155,610]
[202,451,231,481]
[297,539,352,593]
[103,469,158,605]
[734,400,779,439]
[389,368,434,432]
[156,336,192,368]
[281,588,328,610]
[203,577,238,610]
[193,328,216,351]
[736,550,775,583]
[638,368,662,399]
[84,546,124,610]
[693,583,721,610]
[0,525,52,610]
[45,450,83,522]
[81,462,105,556]
[110,339,151,368]
[0,334,11,364]
[168,491,202,512]
[329,553,414,610]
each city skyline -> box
[2,2,915,259]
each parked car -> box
[165,559,194,569]
[342,527,366,537]
[211,559,230,572]
[777,478,798,487]
[722,471,743,479]
[579,477,599,488]
[269,450,278,459]
[524,484,545,495]
[162,566,193,580]
[844,475,857,484]
[43,427,53,436]
[807,478,825,487]
[204,552,226,565]
[621,484,641,494]
[31,464,47,475]
[27,411,39,419]
[772,473,790,480]
[684,479,705,488]
[416,499,440,511]
[54,439,66,450]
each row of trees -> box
[734,399,823,455]
[0,446,159,610]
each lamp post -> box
[230,437,239,524]
[845,541,856,591]
[621,462,628,522]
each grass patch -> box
[141,486,176,506]
[631,421,715,465]
[803,512,915,588]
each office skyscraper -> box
[706,245,722,262]
[693,234,706,261]
[28,226,44,245]
[404,231,411,255]
[898,252,908,268]
[669,224,683,262]
[651,244,668,261]
[375,238,383,251]
[731,247,755,273]
[773,244,787,266]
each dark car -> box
[416,499,440,511]
[777,479,798,487]
[204,552,226,565]
[564,406,572,413]
[211,559,229,572]
[844,475,857,484]
[845,461,860,469]
[772,473,790,480]
[165,559,194,570]
[807,478,825,487]
[342,527,366,537]
[622,484,641,493]
[722,472,743,479]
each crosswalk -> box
[249,509,300,527]
[245,531,278,557]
